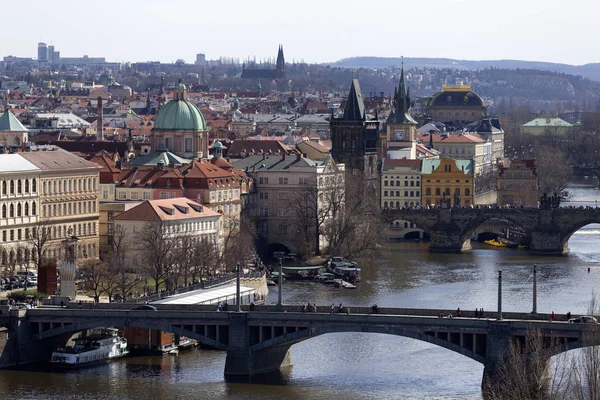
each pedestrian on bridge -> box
[567,311,571,320]
[552,311,556,321]
[457,308,461,317]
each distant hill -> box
[329,57,600,82]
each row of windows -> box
[210,189,240,202]
[440,147,472,155]
[0,222,96,244]
[383,191,420,197]
[161,221,216,235]
[1,201,37,218]
[436,111,478,117]
[118,191,152,201]
[42,201,96,217]
[384,180,421,187]
[424,188,471,196]
[389,221,419,229]
[1,179,37,196]
[42,177,97,195]
[0,242,98,267]
[383,201,421,208]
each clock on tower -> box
[394,130,405,140]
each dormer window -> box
[166,179,171,188]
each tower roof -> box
[340,79,365,121]
[387,67,417,125]
[0,109,27,132]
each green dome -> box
[154,99,206,131]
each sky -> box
[3,0,599,65]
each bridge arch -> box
[557,220,600,252]
[32,317,228,351]
[458,214,530,247]
[249,324,486,364]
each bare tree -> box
[535,144,572,195]
[79,259,106,302]
[103,225,141,301]
[27,222,52,271]
[136,221,175,292]
[321,174,384,260]
[484,328,571,400]
[220,215,256,271]
[189,236,220,282]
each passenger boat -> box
[50,328,129,368]
[326,257,361,283]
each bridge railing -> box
[130,271,266,304]
[59,302,576,322]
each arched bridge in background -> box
[2,304,597,387]
[383,207,600,255]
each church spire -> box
[386,65,417,125]
[341,79,365,121]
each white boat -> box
[50,328,129,368]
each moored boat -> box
[50,328,129,368]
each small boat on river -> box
[326,257,361,283]
[50,328,129,368]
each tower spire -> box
[342,79,365,121]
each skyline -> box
[3,0,600,66]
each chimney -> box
[282,153,286,161]
[96,96,104,141]
[296,153,301,161]
[262,152,266,160]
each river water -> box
[3,180,600,400]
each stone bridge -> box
[0,304,597,387]
[383,207,600,255]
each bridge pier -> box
[428,229,471,253]
[528,231,569,256]
[224,345,292,376]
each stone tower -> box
[330,79,380,192]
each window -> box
[259,207,269,217]
[185,138,193,153]
[410,181,414,187]
[259,177,269,184]
[279,177,288,184]
[1,205,5,218]
[117,192,127,200]
[131,192,139,200]
[404,191,408,197]
[384,191,388,196]
[17,180,22,194]
[405,181,408,187]
[435,188,441,196]
[426,188,431,195]
[143,192,151,200]
[9,204,14,218]
[24,202,29,216]
[25,180,29,193]
[465,188,471,196]
[10,180,14,194]
[299,178,309,185]
[384,181,388,187]
[396,191,400,197]
[102,189,109,199]
[259,192,269,200]
[1,181,4,195]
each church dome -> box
[430,86,484,108]
[153,82,206,131]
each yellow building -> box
[422,158,474,207]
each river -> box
[2,180,600,400]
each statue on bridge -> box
[540,192,560,209]
[454,191,461,207]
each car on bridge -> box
[568,316,597,324]
[131,304,157,311]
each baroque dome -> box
[153,83,206,131]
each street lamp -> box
[277,256,283,307]
[236,262,241,312]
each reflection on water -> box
[2,182,600,399]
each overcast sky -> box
[4,0,599,65]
